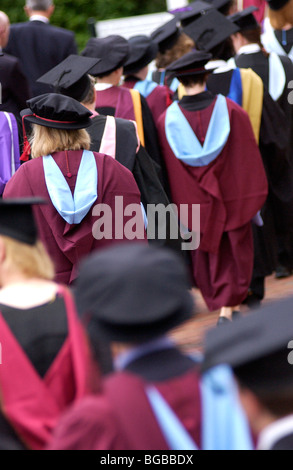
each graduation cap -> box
[183,9,239,52]
[74,243,196,343]
[166,49,213,77]
[21,93,93,130]
[81,35,129,76]
[37,54,101,102]
[205,0,236,15]
[171,1,213,27]
[202,296,293,392]
[123,35,158,75]
[228,6,260,31]
[150,18,181,54]
[0,198,46,245]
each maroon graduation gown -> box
[157,94,268,311]
[3,150,145,285]
[0,285,99,450]
[46,368,202,450]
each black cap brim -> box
[21,108,92,130]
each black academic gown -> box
[233,51,293,273]
[207,68,290,302]
[274,27,293,58]
[0,297,67,450]
[87,114,183,255]
[95,86,165,175]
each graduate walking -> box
[156,50,268,323]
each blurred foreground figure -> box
[0,199,98,450]
[47,243,254,451]
[203,295,293,450]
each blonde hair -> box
[269,0,293,30]
[29,124,91,158]
[1,236,55,280]
[155,33,195,70]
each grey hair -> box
[25,0,53,10]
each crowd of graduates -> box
[0,0,293,451]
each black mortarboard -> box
[166,49,213,77]
[170,1,213,27]
[0,198,46,245]
[228,6,259,31]
[21,93,93,130]
[202,296,293,392]
[205,0,235,15]
[37,55,101,102]
[266,0,290,10]
[183,9,239,52]
[81,35,129,76]
[74,243,196,343]
[150,18,181,54]
[123,35,158,75]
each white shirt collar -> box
[237,44,261,55]
[257,414,293,450]
[29,15,49,23]
[94,83,114,91]
[206,60,234,74]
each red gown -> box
[157,93,268,311]
[3,150,145,285]
[0,285,99,450]
[46,351,202,450]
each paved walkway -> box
[171,273,293,354]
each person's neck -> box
[28,10,50,19]
[184,83,206,96]
[96,75,120,87]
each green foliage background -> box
[1,0,167,51]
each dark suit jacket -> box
[4,20,78,96]
[0,52,32,148]
[0,52,31,117]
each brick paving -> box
[171,273,293,355]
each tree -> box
[2,0,167,50]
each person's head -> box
[166,49,213,93]
[155,32,196,70]
[74,243,196,359]
[229,7,262,53]
[202,296,293,437]
[150,18,195,70]
[183,9,239,60]
[0,11,10,48]
[21,93,92,157]
[81,35,129,85]
[94,67,124,86]
[123,35,158,80]
[24,0,54,18]
[0,199,55,284]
